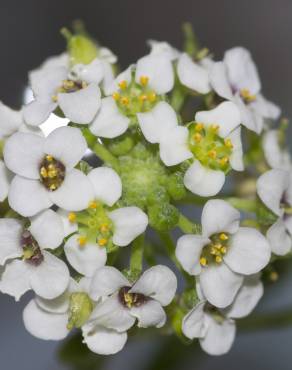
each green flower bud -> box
[106,135,135,156]
[67,293,93,330]
[148,203,179,231]
[167,172,187,200]
[147,186,170,206]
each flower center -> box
[112,75,159,119]
[21,230,44,266]
[188,123,233,172]
[68,201,114,250]
[67,292,94,330]
[118,286,148,309]
[240,88,256,104]
[39,155,66,191]
[52,79,88,102]
[199,232,229,267]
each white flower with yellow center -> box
[23,56,104,126]
[176,199,271,307]
[159,101,243,196]
[0,209,69,300]
[23,277,97,341]
[90,54,175,142]
[82,265,177,355]
[210,47,281,134]
[60,167,148,277]
[182,275,264,355]
[257,169,292,256]
[4,126,93,217]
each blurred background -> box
[0,0,292,369]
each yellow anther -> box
[240,88,256,103]
[40,167,48,178]
[62,80,74,89]
[213,243,222,250]
[220,157,229,166]
[200,257,208,266]
[88,201,97,209]
[270,271,279,282]
[48,169,57,178]
[139,94,148,102]
[52,95,58,102]
[220,246,227,254]
[46,155,53,161]
[81,81,88,89]
[49,184,57,191]
[78,236,87,247]
[118,80,128,90]
[148,92,156,102]
[211,124,219,132]
[139,75,149,86]
[224,139,233,149]
[219,233,229,241]
[210,247,217,255]
[193,133,202,143]
[68,212,77,223]
[195,123,204,132]
[100,224,109,233]
[215,255,223,264]
[120,97,129,106]
[208,149,217,159]
[112,92,120,101]
[98,238,108,247]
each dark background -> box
[0,0,292,369]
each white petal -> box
[130,299,166,328]
[251,94,281,120]
[50,169,95,211]
[90,266,131,300]
[267,218,292,256]
[82,325,127,355]
[58,84,101,124]
[224,47,261,95]
[228,127,244,171]
[224,275,264,319]
[263,130,290,170]
[224,227,271,275]
[57,209,78,237]
[89,294,135,332]
[8,176,52,217]
[135,54,174,94]
[195,101,241,138]
[109,207,148,247]
[182,302,206,339]
[0,218,23,265]
[256,169,288,216]
[87,167,122,206]
[209,62,233,100]
[200,263,243,308]
[105,66,132,95]
[29,251,70,299]
[137,102,178,144]
[159,126,193,166]
[23,300,69,340]
[148,40,180,61]
[0,102,22,137]
[4,132,44,178]
[201,199,240,237]
[44,126,87,170]
[89,97,129,138]
[74,59,104,85]
[0,259,31,301]
[64,235,107,277]
[234,94,259,133]
[176,234,210,276]
[184,161,225,197]
[29,209,64,250]
[29,65,67,97]
[200,314,236,356]
[23,99,56,127]
[0,160,11,202]
[177,53,211,94]
[35,284,73,314]
[130,265,177,306]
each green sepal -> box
[148,203,179,231]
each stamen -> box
[88,201,98,209]
[112,92,120,101]
[200,257,208,266]
[100,224,109,233]
[193,133,202,143]
[98,238,107,247]
[118,80,128,90]
[120,97,130,106]
[219,233,229,241]
[208,149,217,159]
[139,75,149,86]
[224,139,233,149]
[68,212,77,223]
[39,155,65,192]
[148,92,156,102]
[240,88,256,103]
[78,236,87,247]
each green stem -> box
[178,213,201,234]
[225,197,258,213]
[130,234,144,274]
[239,309,292,331]
[170,85,187,113]
[92,142,120,171]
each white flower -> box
[23,277,96,341]
[61,167,148,277]
[176,199,271,307]
[90,54,175,142]
[0,160,12,202]
[82,265,177,355]
[4,126,93,217]
[263,129,291,170]
[23,56,103,126]
[0,209,69,300]
[177,53,212,94]
[182,275,263,355]
[160,101,243,196]
[210,47,281,134]
[257,169,292,255]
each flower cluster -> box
[0,24,290,356]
